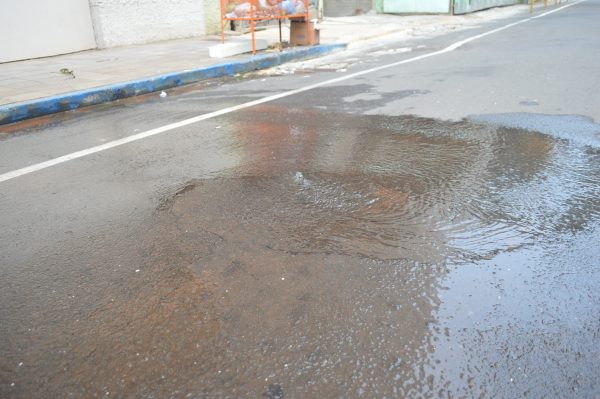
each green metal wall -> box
[382,0,450,14]
[377,0,520,14]
[453,0,519,14]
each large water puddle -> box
[2,109,599,398]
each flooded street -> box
[2,109,599,398]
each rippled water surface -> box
[2,109,599,398]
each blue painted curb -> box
[0,43,347,125]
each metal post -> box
[250,0,256,54]
[530,0,534,13]
[306,0,310,46]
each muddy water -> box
[2,110,600,398]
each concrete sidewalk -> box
[0,6,528,123]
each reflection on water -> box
[227,109,600,261]
[2,109,599,398]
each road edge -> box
[0,43,346,125]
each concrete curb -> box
[0,43,346,125]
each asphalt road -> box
[1,2,599,398]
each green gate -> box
[453,0,519,14]
[378,0,520,14]
[382,0,450,13]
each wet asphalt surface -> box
[1,2,600,398]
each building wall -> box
[203,0,222,35]
[376,0,520,14]
[453,0,519,14]
[382,0,450,13]
[324,0,373,17]
[0,0,96,63]
[89,0,207,48]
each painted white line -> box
[531,0,582,19]
[0,0,585,184]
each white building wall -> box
[0,0,96,63]
[89,0,207,48]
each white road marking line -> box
[0,0,585,184]
[532,0,582,19]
